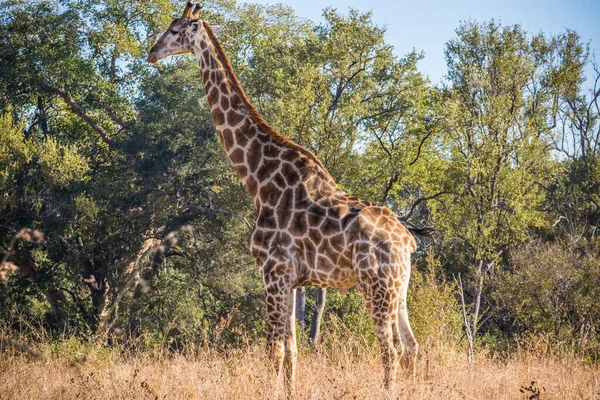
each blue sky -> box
[250,0,600,86]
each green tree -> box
[429,20,585,361]
[548,50,599,238]
[0,107,89,331]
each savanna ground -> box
[1,336,598,399]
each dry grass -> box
[1,340,599,400]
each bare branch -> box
[381,173,398,204]
[409,129,433,166]
[454,273,474,368]
[402,191,448,221]
[95,236,161,337]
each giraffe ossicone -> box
[148,1,420,393]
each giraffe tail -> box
[405,224,435,238]
[396,216,435,242]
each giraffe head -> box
[147,2,222,63]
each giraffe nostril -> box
[147,54,158,63]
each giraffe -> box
[147,1,420,393]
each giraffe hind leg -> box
[354,241,399,391]
[283,289,297,394]
[361,281,400,392]
[397,278,418,375]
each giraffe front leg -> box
[263,263,296,397]
[265,289,286,387]
[374,311,399,392]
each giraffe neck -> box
[190,23,337,208]
[190,25,256,170]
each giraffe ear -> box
[182,1,194,18]
[210,25,224,36]
[192,3,202,17]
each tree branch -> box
[409,129,434,166]
[105,105,132,131]
[381,173,398,204]
[43,85,115,148]
[95,236,161,338]
[402,190,448,221]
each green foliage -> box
[408,252,462,348]
[319,288,374,343]
[434,20,563,264]
[494,239,600,348]
[421,21,593,350]
[0,110,89,201]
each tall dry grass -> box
[1,333,599,400]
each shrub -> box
[494,238,600,357]
[408,251,463,350]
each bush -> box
[494,238,600,357]
[408,251,463,350]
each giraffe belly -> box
[294,239,357,289]
[296,268,357,289]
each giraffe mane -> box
[202,22,333,180]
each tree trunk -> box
[295,287,306,332]
[45,290,67,331]
[84,269,110,333]
[455,260,489,368]
[470,260,485,334]
[455,273,474,368]
[95,237,161,338]
[309,288,326,347]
